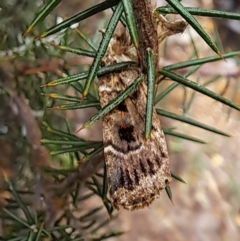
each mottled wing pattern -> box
[98,33,171,210]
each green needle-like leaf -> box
[82,1,123,97]
[165,186,173,203]
[156,109,230,137]
[43,72,87,87]
[171,173,187,184]
[50,143,102,155]
[157,6,240,20]
[23,0,62,37]
[160,69,240,111]
[53,45,95,57]
[42,122,83,141]
[5,177,33,223]
[164,129,206,144]
[27,231,35,241]
[79,207,103,222]
[145,48,155,139]
[102,164,108,203]
[91,216,118,233]
[92,176,103,195]
[164,51,240,71]
[86,183,98,195]
[35,223,44,241]
[3,208,31,229]
[78,193,95,202]
[41,139,100,146]
[81,146,104,162]
[37,0,120,38]
[46,93,82,103]
[44,61,135,87]
[165,0,222,57]
[75,29,98,52]
[93,231,125,240]
[50,102,100,111]
[155,82,179,104]
[122,0,139,48]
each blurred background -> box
[0,0,240,240]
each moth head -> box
[104,30,138,65]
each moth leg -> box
[152,10,188,87]
[153,10,188,44]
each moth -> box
[98,32,171,211]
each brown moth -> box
[98,32,171,211]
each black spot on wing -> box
[109,166,124,195]
[147,159,156,175]
[165,179,170,185]
[118,125,136,142]
[116,101,128,112]
[109,166,135,193]
[140,159,147,176]
[155,157,162,168]
[133,168,140,185]
[123,168,134,191]
[161,149,168,158]
[130,89,139,100]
